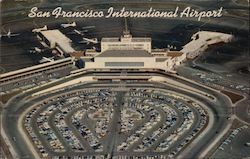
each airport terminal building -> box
[101,32,152,53]
[84,30,186,71]
[37,29,76,55]
[35,28,232,72]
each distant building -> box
[38,29,75,55]
[84,31,185,71]
[181,31,233,59]
[35,27,232,72]
[101,30,152,53]
[81,25,188,71]
[85,50,169,70]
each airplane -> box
[29,47,44,54]
[61,22,76,28]
[79,37,98,44]
[0,29,20,38]
[39,56,54,63]
[67,29,88,35]
[167,44,177,50]
[32,25,48,33]
[82,26,95,29]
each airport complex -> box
[0,22,241,159]
[0,23,233,92]
[1,1,249,159]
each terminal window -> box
[105,62,144,67]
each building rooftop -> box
[80,57,94,62]
[69,51,85,59]
[131,38,151,42]
[182,31,232,53]
[0,57,72,78]
[167,51,184,57]
[101,37,151,42]
[101,38,120,42]
[156,58,169,62]
[40,29,75,53]
[96,50,153,57]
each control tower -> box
[101,18,152,53]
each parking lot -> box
[21,85,209,158]
[212,125,250,159]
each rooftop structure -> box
[0,57,73,92]
[181,31,233,59]
[96,50,153,57]
[167,51,184,58]
[32,25,232,73]
[101,37,151,43]
[101,36,152,53]
[83,49,183,71]
[0,57,73,80]
[39,29,75,54]
[101,20,151,53]
[84,21,187,71]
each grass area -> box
[221,90,244,104]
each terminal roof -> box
[101,37,151,42]
[96,50,153,57]
[167,51,183,57]
[40,29,75,53]
[156,58,168,62]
